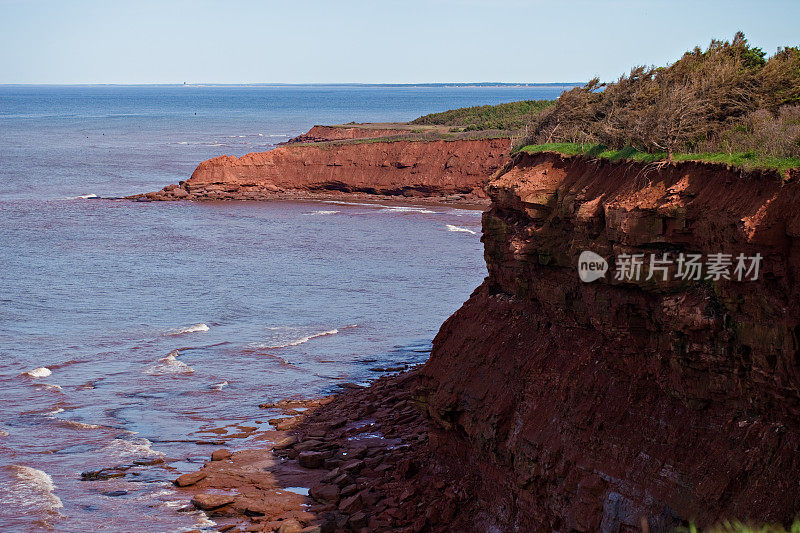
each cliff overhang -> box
[419,151,800,530]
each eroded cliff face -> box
[420,152,800,531]
[139,135,511,202]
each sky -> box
[0,0,798,84]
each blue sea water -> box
[0,84,569,531]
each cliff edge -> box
[419,152,800,530]
[168,151,800,532]
[133,124,512,203]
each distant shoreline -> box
[0,82,584,88]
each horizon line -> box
[0,82,585,87]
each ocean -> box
[0,84,568,532]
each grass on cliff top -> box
[411,99,555,131]
[518,143,800,173]
[681,520,800,533]
[299,130,511,149]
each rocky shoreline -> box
[132,188,490,209]
[129,124,511,204]
[172,370,470,533]
[159,149,800,532]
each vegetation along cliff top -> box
[289,34,798,173]
[515,32,800,172]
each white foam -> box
[269,329,338,348]
[145,350,195,375]
[33,383,64,394]
[166,323,209,336]
[381,205,436,214]
[101,437,165,459]
[60,419,102,430]
[252,324,357,350]
[25,367,52,378]
[0,465,64,520]
[446,224,477,235]
[162,499,186,509]
[319,200,438,213]
[66,193,98,200]
[193,512,216,528]
[150,488,176,498]
[303,210,340,215]
[211,380,229,391]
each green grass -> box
[411,100,555,131]
[518,143,800,172]
[290,130,509,149]
[679,520,800,533]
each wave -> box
[319,200,439,214]
[210,380,228,391]
[42,403,100,429]
[446,224,478,235]
[24,367,52,378]
[0,465,64,522]
[303,210,340,216]
[264,329,339,348]
[59,419,102,430]
[166,323,209,336]
[193,512,216,529]
[101,436,165,459]
[380,205,437,214]
[254,324,357,349]
[34,383,63,393]
[145,350,194,375]
[66,193,98,200]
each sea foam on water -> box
[0,465,63,520]
[25,367,52,378]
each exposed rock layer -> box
[135,127,512,202]
[167,150,800,532]
[419,152,800,530]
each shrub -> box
[411,100,555,131]
[518,32,800,160]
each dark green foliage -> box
[679,520,800,533]
[519,32,800,159]
[411,100,555,131]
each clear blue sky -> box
[1,0,797,84]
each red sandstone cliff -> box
[167,150,800,532]
[136,127,512,202]
[419,152,800,531]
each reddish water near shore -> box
[0,84,568,531]
[0,197,486,531]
